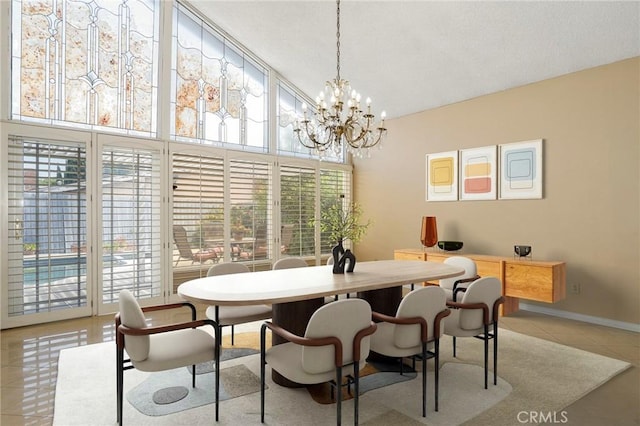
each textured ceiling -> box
[187,1,640,119]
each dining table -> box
[178,259,464,386]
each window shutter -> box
[7,138,88,315]
[229,159,271,262]
[172,152,225,275]
[319,169,352,252]
[280,164,317,257]
[101,146,162,302]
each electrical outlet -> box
[570,282,581,294]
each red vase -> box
[420,216,438,248]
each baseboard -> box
[519,303,640,333]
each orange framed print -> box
[499,139,543,199]
[460,146,497,200]
[426,150,458,201]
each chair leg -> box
[214,322,221,422]
[422,343,427,417]
[452,336,457,357]
[336,366,342,426]
[483,325,489,389]
[353,364,360,426]
[116,348,124,426]
[231,325,235,345]
[260,325,266,423]
[192,365,196,388]
[434,339,440,412]
[495,326,499,386]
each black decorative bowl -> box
[437,241,463,251]
[514,245,532,257]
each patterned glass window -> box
[277,80,344,162]
[11,0,160,136]
[171,4,268,150]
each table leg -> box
[271,297,325,387]
[357,286,402,316]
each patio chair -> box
[172,225,220,266]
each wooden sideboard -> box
[394,248,566,315]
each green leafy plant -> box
[317,203,371,244]
[23,243,37,254]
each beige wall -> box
[353,57,639,325]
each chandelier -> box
[294,0,387,158]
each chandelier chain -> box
[336,0,341,81]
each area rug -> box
[53,329,630,425]
[127,363,261,416]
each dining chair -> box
[172,224,220,266]
[444,276,505,389]
[260,298,377,425]
[369,286,450,416]
[205,263,272,345]
[438,256,480,301]
[115,290,220,425]
[272,257,308,270]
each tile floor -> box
[1,309,638,425]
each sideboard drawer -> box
[504,262,566,303]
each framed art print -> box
[498,139,543,199]
[426,151,458,201]
[459,146,497,200]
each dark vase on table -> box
[332,240,356,274]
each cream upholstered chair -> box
[444,277,504,389]
[115,290,220,425]
[272,257,308,270]
[369,286,450,416]
[438,256,480,301]
[260,299,377,425]
[205,263,272,345]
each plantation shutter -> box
[101,146,162,303]
[7,137,88,315]
[171,151,225,277]
[280,164,317,257]
[229,159,271,263]
[319,169,352,253]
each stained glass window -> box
[277,81,343,162]
[171,4,267,150]
[11,0,160,136]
